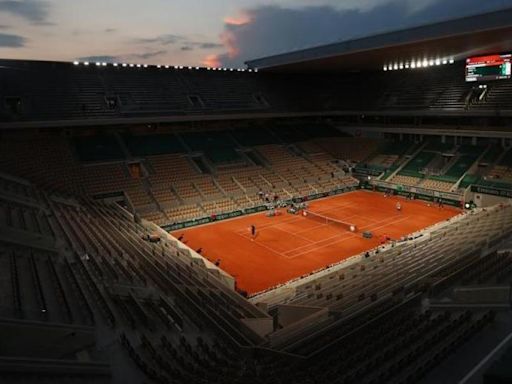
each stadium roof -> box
[246,8,512,73]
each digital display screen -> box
[466,54,511,82]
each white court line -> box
[235,232,289,259]
[288,215,410,259]
[283,213,404,256]
[233,198,410,261]
[234,200,357,236]
[290,212,362,235]
[270,226,315,244]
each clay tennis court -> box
[172,190,460,295]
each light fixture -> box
[73,61,79,65]
[113,63,118,67]
[102,62,107,66]
[84,62,89,66]
[95,62,101,66]
[435,59,441,66]
[449,58,454,64]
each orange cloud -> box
[220,30,239,58]
[202,54,221,68]
[202,11,252,67]
[224,13,251,26]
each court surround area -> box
[172,190,460,294]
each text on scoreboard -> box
[465,54,511,82]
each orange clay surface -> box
[172,191,460,295]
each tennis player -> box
[396,201,402,212]
[249,224,257,241]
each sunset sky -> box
[0,0,511,67]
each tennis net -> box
[303,210,357,232]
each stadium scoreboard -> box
[466,54,511,82]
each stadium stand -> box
[4,59,512,125]
[3,12,512,381]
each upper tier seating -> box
[4,60,510,125]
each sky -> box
[0,0,511,67]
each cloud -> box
[0,0,50,23]
[202,54,221,68]
[129,50,166,60]
[134,34,186,45]
[0,32,26,47]
[210,0,512,67]
[197,42,223,49]
[133,33,222,53]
